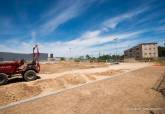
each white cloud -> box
[0,1,155,57]
[102,7,149,30]
[39,7,77,35]
[31,31,36,43]
[0,30,144,57]
[37,0,99,36]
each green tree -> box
[158,46,165,57]
[60,57,65,61]
[86,54,91,60]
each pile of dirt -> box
[0,83,41,106]
[0,69,122,106]
[93,70,122,77]
[32,79,66,93]
[0,74,88,106]
[61,74,87,85]
[85,75,97,81]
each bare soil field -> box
[0,63,151,107]
[40,61,108,74]
[0,65,164,114]
[0,70,119,106]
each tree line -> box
[158,46,165,57]
[75,54,124,62]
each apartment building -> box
[124,43,158,59]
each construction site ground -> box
[40,61,108,74]
[0,62,165,114]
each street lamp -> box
[69,48,71,59]
[113,38,119,63]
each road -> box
[0,66,165,114]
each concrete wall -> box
[0,52,48,61]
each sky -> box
[0,0,164,57]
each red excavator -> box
[0,45,40,85]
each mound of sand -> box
[0,74,87,106]
[85,75,97,81]
[61,74,87,85]
[33,79,65,92]
[0,69,121,106]
[0,83,41,106]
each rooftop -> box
[124,42,158,52]
[140,42,157,45]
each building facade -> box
[0,52,48,61]
[124,43,158,59]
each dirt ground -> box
[0,69,120,106]
[0,65,164,114]
[40,61,108,74]
[0,63,151,106]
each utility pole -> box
[113,38,118,63]
[69,48,71,59]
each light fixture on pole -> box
[113,37,119,63]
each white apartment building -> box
[124,43,158,59]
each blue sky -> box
[0,0,164,57]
